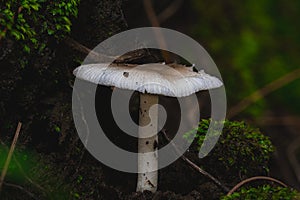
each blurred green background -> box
[1,0,300,196]
[125,0,300,118]
[123,0,300,189]
[191,0,300,118]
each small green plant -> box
[185,119,275,179]
[221,185,300,200]
[54,125,61,133]
[0,0,80,53]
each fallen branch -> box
[0,122,22,192]
[161,129,229,192]
[227,176,287,196]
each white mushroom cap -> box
[73,63,223,97]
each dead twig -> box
[3,182,38,200]
[227,176,287,196]
[14,159,46,193]
[228,68,300,119]
[0,139,46,193]
[0,122,22,192]
[64,37,154,64]
[157,0,184,23]
[143,0,160,27]
[143,0,171,62]
[161,129,229,192]
[64,37,117,62]
[256,115,300,127]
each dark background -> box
[0,0,299,199]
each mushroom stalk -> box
[136,93,158,192]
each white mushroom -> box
[73,62,223,193]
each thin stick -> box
[0,138,46,194]
[228,68,300,119]
[65,37,152,64]
[256,115,300,127]
[64,37,117,62]
[157,0,184,23]
[143,0,171,63]
[0,122,22,192]
[161,129,229,192]
[3,182,38,200]
[227,176,287,196]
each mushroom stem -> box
[136,93,158,193]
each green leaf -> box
[54,125,61,133]
[47,29,55,35]
[30,4,40,11]
[24,45,30,53]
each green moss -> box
[185,119,274,179]
[221,185,300,200]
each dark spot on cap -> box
[123,72,129,77]
[146,141,149,145]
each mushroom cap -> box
[73,63,223,97]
